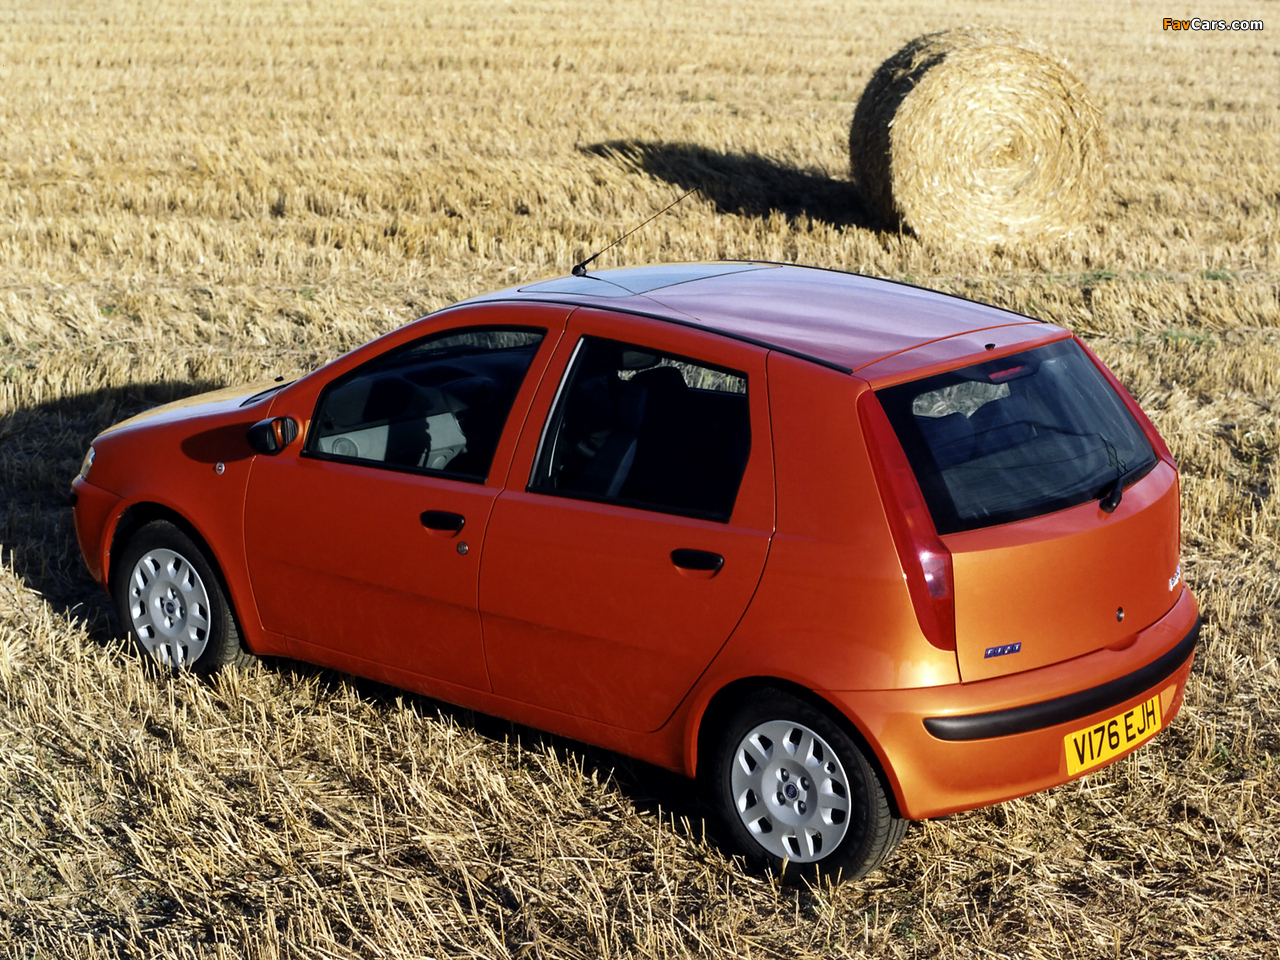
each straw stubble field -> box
[0,0,1277,956]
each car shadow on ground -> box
[580,139,879,232]
[281,659,724,851]
[0,379,227,635]
[2,379,722,854]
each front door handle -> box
[420,510,466,533]
[670,548,724,574]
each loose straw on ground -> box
[849,27,1108,247]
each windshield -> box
[876,338,1157,534]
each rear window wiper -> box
[1099,458,1157,514]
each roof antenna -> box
[571,187,699,277]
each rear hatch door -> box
[869,335,1181,682]
[944,464,1181,681]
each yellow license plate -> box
[1064,694,1163,775]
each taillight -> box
[857,388,957,651]
[920,551,950,599]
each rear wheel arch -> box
[693,676,905,820]
[696,679,909,880]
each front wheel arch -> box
[109,502,211,594]
[108,503,256,660]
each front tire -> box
[113,520,251,673]
[709,690,907,882]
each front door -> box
[480,311,775,731]
[243,315,565,689]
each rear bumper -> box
[923,618,1199,741]
[822,587,1200,820]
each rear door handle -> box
[420,510,466,532]
[670,548,724,573]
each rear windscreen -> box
[876,339,1157,534]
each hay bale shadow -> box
[582,139,878,232]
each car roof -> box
[463,261,1057,374]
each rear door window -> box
[528,336,750,522]
[876,338,1157,534]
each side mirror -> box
[247,417,299,455]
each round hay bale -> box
[849,27,1107,246]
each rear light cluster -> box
[857,389,957,651]
[919,552,950,600]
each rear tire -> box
[708,690,906,883]
[112,520,252,673]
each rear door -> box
[479,309,774,732]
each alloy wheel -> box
[125,547,212,668]
[728,718,852,862]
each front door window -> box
[307,328,545,482]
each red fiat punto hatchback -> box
[72,262,1200,880]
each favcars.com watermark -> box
[1164,18,1264,30]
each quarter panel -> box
[697,354,959,697]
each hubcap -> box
[730,719,852,862]
[126,548,211,668]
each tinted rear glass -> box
[876,339,1157,534]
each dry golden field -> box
[1,0,1277,956]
